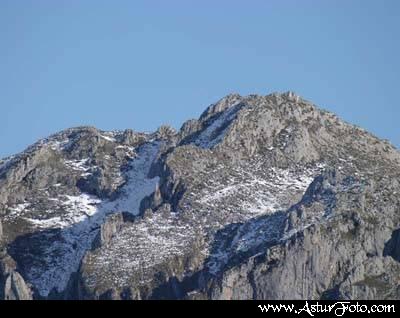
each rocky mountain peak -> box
[0,92,399,300]
[199,93,243,121]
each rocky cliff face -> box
[0,92,399,300]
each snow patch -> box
[195,102,242,149]
[49,139,71,151]
[83,213,196,289]
[16,141,161,297]
[99,142,160,215]
[65,158,90,171]
[198,166,316,219]
[8,203,31,216]
[100,134,116,142]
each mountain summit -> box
[0,92,399,300]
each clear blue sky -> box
[1,0,399,158]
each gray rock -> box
[179,119,201,141]
[157,125,177,140]
[92,213,132,250]
[1,92,400,300]
[4,271,33,300]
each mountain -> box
[1,91,399,300]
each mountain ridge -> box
[1,92,399,300]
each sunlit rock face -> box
[1,92,399,300]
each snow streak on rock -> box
[64,158,94,177]
[81,159,324,292]
[83,212,197,291]
[187,157,324,230]
[6,141,161,297]
[100,142,161,215]
[23,194,101,228]
[195,102,242,149]
[198,166,316,218]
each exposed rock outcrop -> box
[0,249,33,300]
[4,271,33,300]
[92,212,135,250]
[0,92,399,300]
